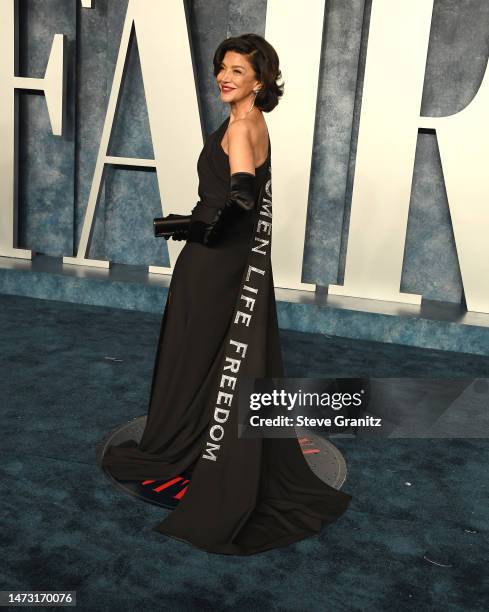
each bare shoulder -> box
[228,115,267,136]
[227,115,268,172]
[227,117,253,140]
[227,116,268,151]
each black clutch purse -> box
[153,214,192,238]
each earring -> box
[247,89,260,114]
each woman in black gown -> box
[101,33,352,555]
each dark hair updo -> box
[213,33,284,112]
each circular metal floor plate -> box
[97,417,348,510]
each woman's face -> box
[216,50,260,103]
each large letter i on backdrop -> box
[328,0,434,306]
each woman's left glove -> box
[201,172,256,246]
[153,213,191,240]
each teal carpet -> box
[0,294,487,611]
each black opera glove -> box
[153,213,192,241]
[201,172,256,246]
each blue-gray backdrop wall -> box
[16,0,489,305]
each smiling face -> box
[216,50,261,103]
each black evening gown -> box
[101,115,352,555]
